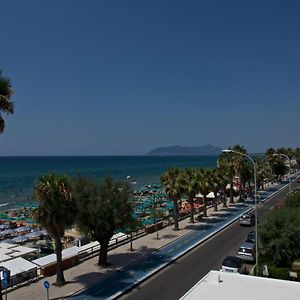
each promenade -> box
[6,181,285,300]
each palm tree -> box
[197,169,213,217]
[33,173,75,286]
[218,151,235,204]
[295,148,300,168]
[182,168,198,223]
[161,168,183,230]
[232,145,248,202]
[265,148,276,183]
[0,70,14,133]
[256,157,269,190]
[286,148,294,160]
[217,166,230,208]
[210,168,223,211]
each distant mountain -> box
[146,145,222,156]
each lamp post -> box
[222,149,258,275]
[273,153,291,194]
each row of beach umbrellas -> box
[0,228,48,243]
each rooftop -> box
[179,270,300,300]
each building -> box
[179,270,300,300]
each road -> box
[119,182,293,300]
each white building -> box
[179,270,300,300]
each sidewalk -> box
[7,182,280,300]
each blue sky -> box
[1,0,299,155]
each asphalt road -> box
[119,182,293,300]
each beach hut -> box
[1,257,38,287]
[32,246,79,276]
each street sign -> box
[44,280,50,300]
[3,270,10,281]
[44,280,50,289]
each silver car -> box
[239,213,255,226]
[220,256,246,274]
[237,242,256,262]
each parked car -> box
[220,256,246,274]
[239,213,255,226]
[246,231,255,243]
[237,242,256,263]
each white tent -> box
[226,184,239,191]
[196,192,216,199]
[0,257,37,278]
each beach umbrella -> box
[11,235,30,243]
[0,229,16,237]
[0,224,10,230]
[0,239,15,244]
[15,226,31,233]
[26,230,44,239]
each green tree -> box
[259,208,300,266]
[32,173,75,286]
[285,191,300,209]
[0,70,14,133]
[216,166,230,208]
[256,157,269,190]
[210,168,222,211]
[218,151,235,204]
[231,145,248,202]
[197,169,213,217]
[182,168,198,223]
[265,148,277,183]
[149,198,165,239]
[73,176,134,266]
[286,148,294,160]
[161,168,184,231]
[295,148,300,168]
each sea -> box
[0,156,218,209]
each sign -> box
[3,269,10,285]
[44,280,50,289]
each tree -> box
[182,168,198,223]
[0,70,14,133]
[197,169,213,217]
[216,166,230,208]
[210,168,223,211]
[218,151,235,204]
[232,145,248,202]
[161,168,184,231]
[256,157,269,190]
[149,197,165,239]
[73,176,134,266]
[295,148,300,168]
[259,208,300,266]
[260,190,300,266]
[32,173,75,286]
[265,148,276,183]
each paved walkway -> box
[6,181,281,300]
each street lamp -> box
[222,149,258,275]
[273,153,291,194]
